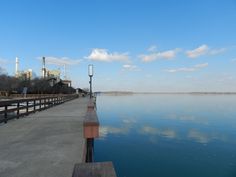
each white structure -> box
[15,57,19,77]
[42,57,46,78]
[63,64,67,80]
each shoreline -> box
[97,92,236,96]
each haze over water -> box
[95,94,236,177]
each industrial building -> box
[40,56,72,87]
[15,57,33,80]
[14,56,72,87]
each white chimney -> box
[15,57,19,76]
[63,64,67,80]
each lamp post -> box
[88,64,93,99]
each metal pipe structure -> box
[88,64,93,99]
[42,57,46,78]
[89,76,92,98]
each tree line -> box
[0,74,76,95]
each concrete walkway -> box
[0,97,89,177]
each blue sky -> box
[0,0,236,92]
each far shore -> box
[97,91,236,95]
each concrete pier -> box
[0,97,89,177]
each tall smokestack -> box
[15,57,19,77]
[63,64,67,80]
[42,57,46,78]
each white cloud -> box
[139,48,180,62]
[231,58,236,62]
[165,63,208,73]
[194,63,209,68]
[0,58,8,65]
[122,64,140,71]
[0,59,8,74]
[145,74,152,78]
[166,68,195,73]
[186,44,209,58]
[0,66,7,75]
[37,56,80,66]
[186,44,226,58]
[147,45,157,52]
[87,48,130,62]
[208,48,226,55]
[139,53,157,62]
[216,73,234,83]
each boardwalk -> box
[0,97,89,177]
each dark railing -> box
[0,94,78,124]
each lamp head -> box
[88,64,93,77]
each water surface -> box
[94,94,236,177]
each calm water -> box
[94,94,236,177]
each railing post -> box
[34,100,36,112]
[17,102,20,119]
[4,105,8,123]
[39,99,42,110]
[86,138,94,162]
[26,101,29,115]
[50,98,52,107]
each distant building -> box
[25,69,33,80]
[15,57,33,80]
[61,79,72,87]
[47,69,60,79]
[16,69,33,80]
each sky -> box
[0,0,236,92]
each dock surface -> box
[0,97,89,177]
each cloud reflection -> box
[122,118,136,124]
[166,114,209,125]
[98,116,141,139]
[98,117,231,145]
[141,126,159,135]
[139,126,229,145]
[140,126,177,139]
[188,129,209,144]
[187,129,228,144]
[99,126,129,138]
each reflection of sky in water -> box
[95,94,236,177]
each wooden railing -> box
[72,97,117,177]
[0,94,78,124]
